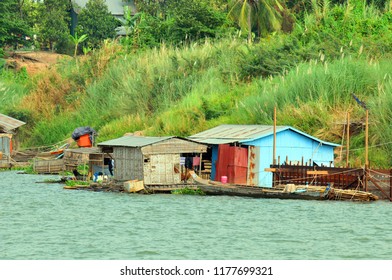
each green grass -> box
[4,3,392,168]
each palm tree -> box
[228,0,283,43]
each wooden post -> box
[273,107,277,165]
[365,109,369,192]
[199,153,202,176]
[346,112,350,167]
[390,168,392,200]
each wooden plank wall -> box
[270,165,364,189]
[141,138,206,155]
[33,159,64,174]
[113,147,143,181]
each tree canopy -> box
[76,0,119,48]
[0,0,31,48]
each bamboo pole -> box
[273,107,277,165]
[346,112,350,168]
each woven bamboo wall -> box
[143,154,181,185]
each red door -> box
[216,144,248,184]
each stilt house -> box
[188,124,340,187]
[98,136,207,184]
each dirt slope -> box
[6,51,71,76]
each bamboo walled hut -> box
[0,113,25,167]
[98,136,207,184]
[188,124,340,187]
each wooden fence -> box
[268,164,392,201]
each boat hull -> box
[199,184,326,200]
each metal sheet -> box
[215,144,248,184]
[0,135,11,155]
[189,124,340,147]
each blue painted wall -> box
[210,145,219,180]
[243,129,335,187]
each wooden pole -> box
[346,112,350,168]
[365,109,369,192]
[390,168,392,201]
[273,107,277,165]
[199,153,202,176]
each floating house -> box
[188,124,340,187]
[0,113,26,167]
[98,136,207,184]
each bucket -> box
[77,134,92,147]
[221,176,228,184]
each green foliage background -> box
[2,1,392,168]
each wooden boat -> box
[189,171,378,202]
[189,171,328,200]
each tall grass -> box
[6,1,392,167]
[0,69,30,113]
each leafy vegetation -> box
[2,1,392,168]
[76,0,119,49]
[65,180,90,187]
[171,187,206,195]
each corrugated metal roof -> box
[189,124,340,147]
[0,113,26,132]
[189,124,287,143]
[65,147,103,154]
[98,136,175,148]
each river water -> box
[1,171,391,260]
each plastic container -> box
[221,176,228,184]
[77,134,92,147]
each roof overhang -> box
[0,114,26,133]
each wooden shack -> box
[0,114,26,168]
[98,136,207,184]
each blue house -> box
[188,124,340,187]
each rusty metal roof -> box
[98,136,175,148]
[0,113,26,132]
[188,124,339,147]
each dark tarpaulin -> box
[71,126,96,140]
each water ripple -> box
[1,171,392,259]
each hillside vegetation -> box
[1,1,392,168]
